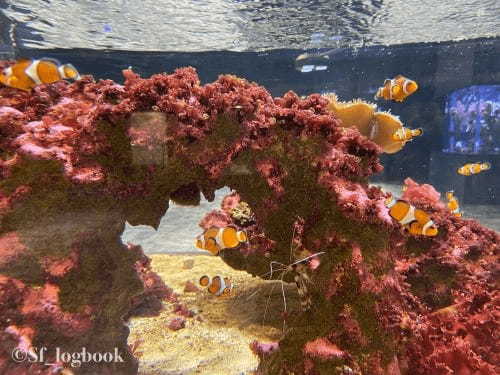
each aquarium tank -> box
[0,1,499,375]
[444,85,500,154]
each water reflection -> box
[0,0,498,51]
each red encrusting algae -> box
[0,60,498,374]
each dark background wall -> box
[1,36,499,202]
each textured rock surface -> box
[1,60,498,374]
[215,180,499,375]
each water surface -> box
[2,0,499,51]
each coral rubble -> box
[0,60,498,374]
[167,317,186,331]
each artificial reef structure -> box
[0,62,498,374]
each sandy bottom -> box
[128,254,301,375]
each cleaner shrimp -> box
[257,222,325,333]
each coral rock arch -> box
[0,64,498,374]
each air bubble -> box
[300,65,315,73]
[310,33,325,43]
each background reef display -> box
[0,63,498,374]
[444,85,500,154]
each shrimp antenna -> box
[290,251,325,267]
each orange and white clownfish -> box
[199,275,233,297]
[407,221,438,236]
[392,127,423,142]
[457,162,491,176]
[194,226,247,255]
[0,58,80,91]
[384,195,438,236]
[445,191,462,217]
[374,75,418,102]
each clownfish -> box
[374,75,418,102]
[446,191,462,217]
[392,127,423,142]
[457,162,491,176]
[385,195,438,236]
[199,275,233,297]
[407,221,438,236]
[194,226,247,255]
[0,58,80,91]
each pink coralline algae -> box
[220,191,241,213]
[401,177,445,209]
[198,209,234,230]
[183,280,200,293]
[167,317,186,331]
[126,243,177,319]
[0,60,498,375]
[319,176,393,226]
[21,283,93,336]
[172,303,196,318]
[250,340,279,357]
[303,338,346,361]
[41,251,78,278]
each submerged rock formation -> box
[0,60,498,374]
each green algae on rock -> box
[0,62,498,374]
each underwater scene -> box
[0,1,499,375]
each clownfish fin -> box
[236,230,247,242]
[41,57,61,65]
[16,57,32,64]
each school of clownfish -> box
[194,187,464,299]
[194,226,246,296]
[369,74,491,238]
[194,223,323,315]
[194,191,463,301]
[0,58,493,292]
[383,187,465,238]
[385,176,474,235]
